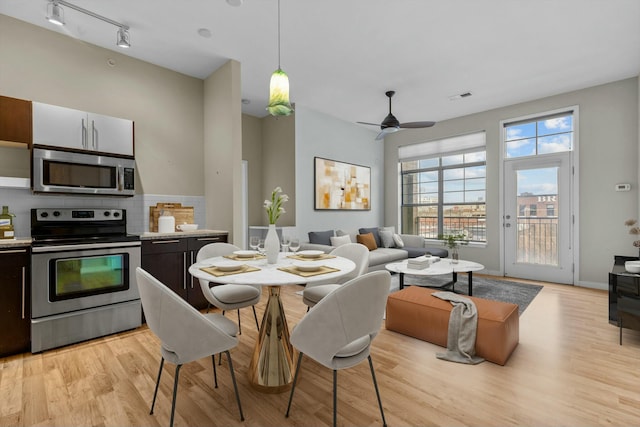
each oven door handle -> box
[32,241,141,253]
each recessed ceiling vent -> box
[449,92,473,101]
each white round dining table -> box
[189,252,355,393]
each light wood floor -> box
[1,276,639,427]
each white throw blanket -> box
[432,291,484,365]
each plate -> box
[298,250,324,258]
[212,261,243,272]
[233,250,258,258]
[293,261,322,272]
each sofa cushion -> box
[368,248,408,265]
[393,233,405,248]
[335,229,356,243]
[379,230,395,248]
[359,227,381,247]
[330,234,351,247]
[357,232,378,251]
[308,230,334,245]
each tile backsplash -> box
[0,187,206,238]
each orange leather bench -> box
[385,286,519,365]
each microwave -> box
[32,146,135,197]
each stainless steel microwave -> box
[32,146,135,196]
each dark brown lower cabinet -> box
[0,246,31,357]
[141,233,228,311]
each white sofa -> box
[299,228,448,272]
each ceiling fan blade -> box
[399,121,436,128]
[357,121,381,127]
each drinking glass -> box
[257,239,266,255]
[281,235,291,253]
[249,235,260,251]
[289,238,300,254]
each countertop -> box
[0,238,32,249]
[139,229,229,240]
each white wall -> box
[385,77,639,287]
[294,105,383,240]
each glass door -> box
[504,152,573,284]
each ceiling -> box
[1,0,639,132]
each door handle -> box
[505,223,511,228]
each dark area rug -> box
[389,274,542,315]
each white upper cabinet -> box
[32,102,134,156]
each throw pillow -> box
[393,233,405,248]
[379,230,395,248]
[308,230,334,245]
[335,230,355,242]
[357,232,378,251]
[358,227,381,247]
[379,226,395,234]
[330,235,351,247]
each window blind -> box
[398,131,486,161]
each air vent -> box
[449,92,473,101]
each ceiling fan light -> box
[267,68,293,116]
[46,2,65,26]
[116,27,131,48]
[382,126,399,134]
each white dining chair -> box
[136,267,244,427]
[197,242,261,334]
[302,243,369,309]
[286,270,390,427]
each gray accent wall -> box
[294,105,383,240]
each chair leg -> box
[252,305,260,330]
[150,357,165,415]
[237,309,242,335]
[218,353,223,366]
[285,352,304,418]
[169,364,182,427]
[368,355,387,427]
[225,350,244,421]
[333,369,338,427]
[212,355,218,388]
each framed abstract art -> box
[314,157,371,210]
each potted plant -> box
[438,230,470,264]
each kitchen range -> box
[30,208,141,353]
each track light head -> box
[116,27,131,48]
[46,1,65,26]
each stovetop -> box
[30,208,138,246]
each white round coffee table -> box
[385,258,484,296]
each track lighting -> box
[46,1,65,26]
[45,0,131,49]
[116,27,130,48]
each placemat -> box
[278,265,340,277]
[200,265,260,277]
[223,254,266,261]
[287,254,336,261]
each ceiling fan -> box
[358,90,435,140]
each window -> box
[504,112,573,158]
[546,204,555,216]
[399,132,486,242]
[529,204,537,217]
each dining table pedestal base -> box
[248,285,296,393]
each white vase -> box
[265,224,280,264]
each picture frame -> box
[314,157,371,210]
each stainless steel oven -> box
[30,208,141,353]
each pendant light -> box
[267,0,293,116]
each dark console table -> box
[609,256,640,344]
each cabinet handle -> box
[92,120,97,150]
[151,239,181,244]
[21,266,26,320]
[0,249,27,254]
[183,252,187,290]
[190,251,195,289]
[82,118,87,149]
[196,237,222,242]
